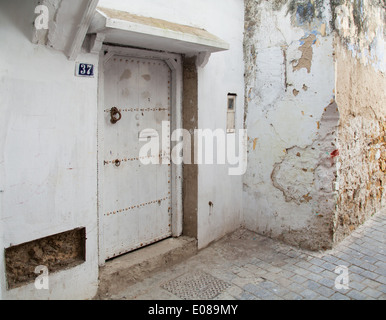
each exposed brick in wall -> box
[335,40,386,243]
[5,228,86,289]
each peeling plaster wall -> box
[243,0,337,250]
[334,0,386,243]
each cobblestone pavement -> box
[109,210,385,300]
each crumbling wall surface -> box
[243,0,338,250]
[5,229,86,290]
[334,0,386,243]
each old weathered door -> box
[102,55,172,260]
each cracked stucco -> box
[270,102,340,250]
[243,0,385,250]
[243,0,337,250]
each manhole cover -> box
[161,271,231,300]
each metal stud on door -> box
[102,56,172,260]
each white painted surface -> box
[0,0,245,299]
[194,1,245,248]
[89,7,229,55]
[0,1,99,299]
[97,47,184,266]
[98,0,246,249]
[102,55,172,260]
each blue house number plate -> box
[76,63,94,77]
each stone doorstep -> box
[95,237,198,298]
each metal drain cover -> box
[161,271,231,300]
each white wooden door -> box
[102,55,172,260]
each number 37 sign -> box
[75,63,95,78]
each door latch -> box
[110,107,122,124]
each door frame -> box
[97,45,183,265]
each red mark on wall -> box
[330,149,340,159]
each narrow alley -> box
[98,210,385,300]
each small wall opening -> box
[5,228,86,290]
[227,93,237,133]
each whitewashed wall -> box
[98,0,246,249]
[0,0,245,299]
[0,0,99,299]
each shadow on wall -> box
[0,0,39,42]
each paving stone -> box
[361,270,381,281]
[291,274,308,284]
[274,277,292,288]
[350,272,366,283]
[259,280,277,290]
[362,255,379,264]
[361,287,383,299]
[320,269,337,280]
[346,289,369,300]
[335,260,351,268]
[308,257,325,267]
[244,284,274,299]
[374,261,386,270]
[334,253,353,262]
[313,285,335,298]
[304,280,321,291]
[270,285,290,297]
[322,255,339,264]
[374,267,386,277]
[293,268,310,277]
[362,278,382,289]
[349,265,366,275]
[379,284,386,294]
[299,289,319,300]
[330,292,351,300]
[287,282,306,293]
[318,277,336,288]
[349,281,366,292]
[295,261,313,269]
[375,275,386,285]
[307,264,325,274]
[97,210,386,301]
[226,286,244,298]
[239,291,259,300]
[355,261,378,272]
[271,260,288,268]
[214,292,237,300]
[374,254,386,263]
[321,261,337,272]
[283,292,303,300]
[281,263,298,273]
[304,272,324,283]
[231,276,254,288]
